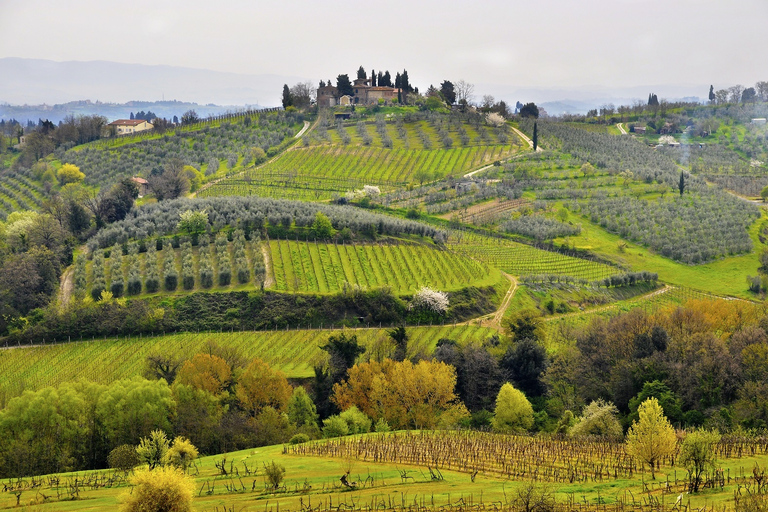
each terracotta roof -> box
[109,119,151,126]
[131,177,149,184]
[369,87,397,91]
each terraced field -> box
[449,231,618,281]
[0,325,496,397]
[0,169,45,219]
[201,117,523,200]
[268,239,498,293]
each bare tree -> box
[728,84,745,104]
[715,89,729,105]
[290,82,315,109]
[455,80,475,106]
[756,81,768,102]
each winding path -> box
[617,123,627,135]
[461,273,517,329]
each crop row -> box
[0,325,496,396]
[449,231,617,281]
[76,233,266,299]
[267,239,494,294]
[251,144,516,187]
[0,169,46,219]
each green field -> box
[201,117,523,200]
[0,325,496,398]
[448,230,618,281]
[268,239,497,294]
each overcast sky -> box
[2,0,767,104]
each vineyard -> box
[448,231,618,281]
[0,168,45,220]
[0,325,495,397]
[267,239,496,294]
[202,115,523,200]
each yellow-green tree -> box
[626,397,677,479]
[491,382,534,433]
[120,466,194,512]
[57,163,85,185]
[163,436,199,472]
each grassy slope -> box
[6,436,767,511]
[555,206,766,298]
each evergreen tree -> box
[440,81,456,104]
[377,71,383,86]
[319,80,326,88]
[356,65,366,80]
[532,122,538,151]
[130,112,134,120]
[370,69,376,86]
[281,84,293,108]
[679,171,686,197]
[708,85,715,103]
[394,72,401,89]
[401,70,411,93]
[381,71,392,87]
[336,74,354,96]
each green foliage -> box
[108,444,140,472]
[339,406,372,434]
[263,460,286,490]
[628,381,683,425]
[491,382,534,433]
[287,386,319,428]
[288,433,310,445]
[177,209,208,242]
[136,430,170,470]
[311,212,334,239]
[570,400,623,439]
[322,415,349,438]
[679,430,721,492]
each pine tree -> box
[532,122,538,151]
[130,112,134,120]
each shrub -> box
[411,287,449,315]
[108,444,140,472]
[288,433,310,445]
[263,460,285,490]
[491,382,534,433]
[339,406,372,434]
[322,415,349,438]
[120,466,194,512]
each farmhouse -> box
[130,176,149,197]
[108,119,154,135]
[318,78,400,107]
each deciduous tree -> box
[626,397,677,479]
[679,430,721,492]
[235,358,292,415]
[491,382,534,433]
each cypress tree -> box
[532,122,538,151]
[281,84,292,108]
[678,171,685,197]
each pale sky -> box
[1,0,767,104]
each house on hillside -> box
[752,118,767,125]
[130,176,149,197]
[108,119,154,135]
[318,77,400,107]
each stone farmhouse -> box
[108,119,154,135]
[317,78,399,107]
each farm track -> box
[511,126,542,152]
[617,123,627,135]
[261,243,275,289]
[57,266,74,309]
[544,284,673,322]
[462,272,517,329]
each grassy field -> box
[4,432,768,511]
[267,239,498,294]
[0,325,496,398]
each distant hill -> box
[0,57,305,109]
[0,99,249,125]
